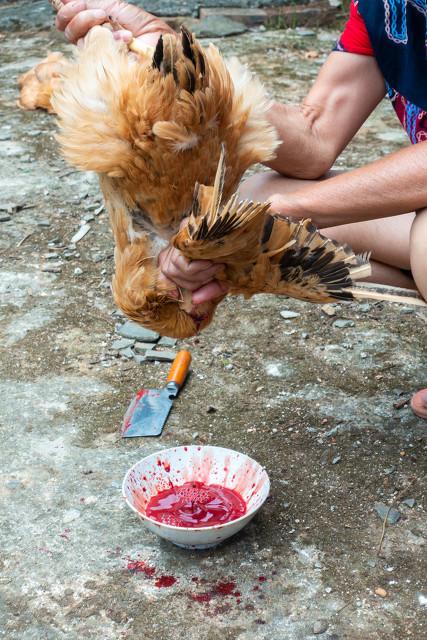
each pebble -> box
[400,306,414,314]
[280,310,300,319]
[74,267,83,276]
[42,264,62,273]
[37,220,51,227]
[401,498,416,508]
[145,349,176,362]
[374,502,401,524]
[63,509,81,523]
[158,336,178,347]
[374,587,387,598]
[206,406,217,414]
[111,338,135,351]
[358,303,371,313]
[0,214,11,222]
[321,304,336,317]
[120,347,134,359]
[333,319,355,329]
[70,223,91,244]
[133,354,147,365]
[224,363,234,370]
[118,321,159,342]
[331,455,341,465]
[312,619,329,634]
[6,479,22,489]
[134,341,157,353]
[301,332,309,339]
[192,15,247,38]
[295,27,316,37]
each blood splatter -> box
[154,575,177,588]
[215,581,237,596]
[126,559,155,577]
[190,592,212,603]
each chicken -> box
[51,22,371,338]
[17,52,68,114]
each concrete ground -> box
[0,6,426,640]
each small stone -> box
[111,338,135,350]
[0,214,11,222]
[324,587,332,594]
[37,220,51,227]
[312,619,329,634]
[6,479,22,489]
[224,363,234,371]
[359,303,371,313]
[333,319,355,329]
[120,347,134,359]
[63,509,81,523]
[374,502,401,524]
[374,587,387,598]
[44,252,59,260]
[301,332,309,339]
[74,267,83,276]
[401,498,416,508]
[70,223,91,244]
[91,253,103,263]
[321,304,336,317]
[42,264,62,273]
[134,341,156,353]
[331,455,341,465]
[158,336,178,347]
[83,214,95,222]
[295,27,316,37]
[192,15,247,38]
[400,306,414,314]
[367,559,377,568]
[118,321,159,342]
[192,432,199,440]
[145,349,176,362]
[206,406,217,414]
[133,354,147,365]
[280,310,300,319]
[64,588,74,597]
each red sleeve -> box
[339,0,374,56]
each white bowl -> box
[122,445,270,549]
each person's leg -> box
[242,170,426,418]
[409,209,427,418]
[240,170,415,287]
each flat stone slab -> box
[117,321,160,342]
[144,349,177,362]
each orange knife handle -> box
[167,350,192,388]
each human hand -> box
[56,0,175,47]
[158,245,229,305]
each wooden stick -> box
[346,282,427,308]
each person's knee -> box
[410,207,427,300]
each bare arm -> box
[267,51,386,178]
[270,141,427,228]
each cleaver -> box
[121,350,192,437]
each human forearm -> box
[271,142,427,228]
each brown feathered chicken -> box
[51,23,372,337]
[18,52,68,113]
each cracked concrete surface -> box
[0,5,426,640]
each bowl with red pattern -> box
[122,445,270,549]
